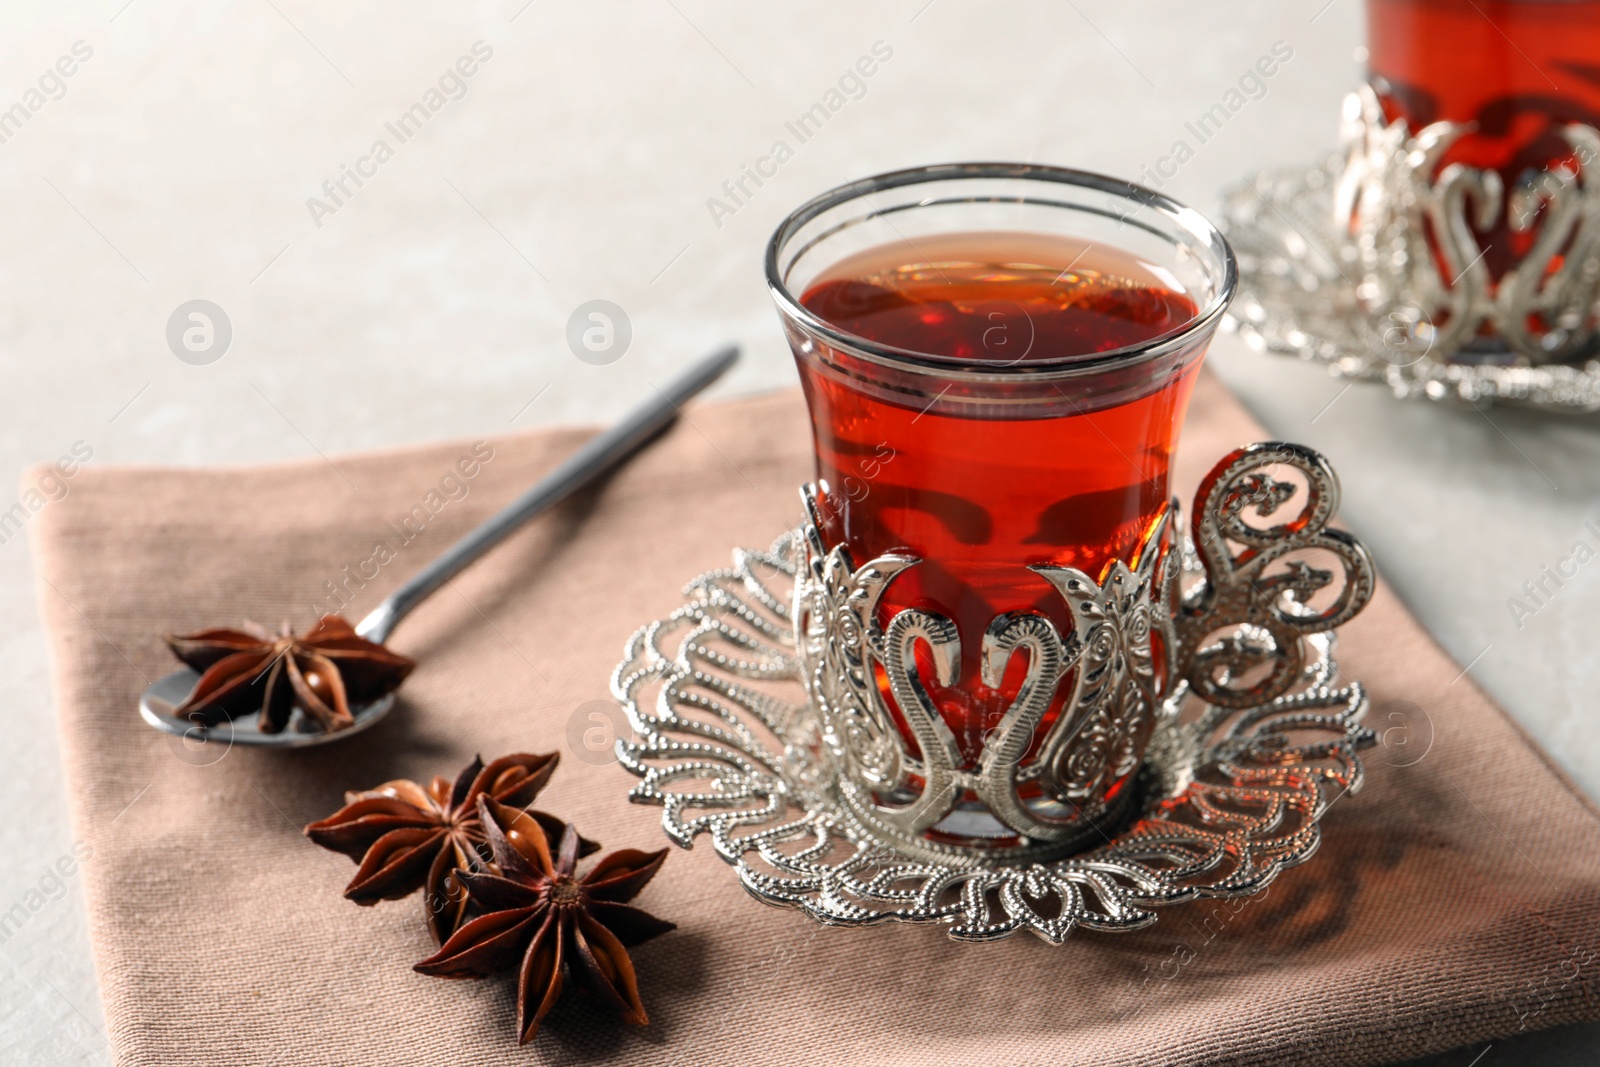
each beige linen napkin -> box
[29,372,1600,1067]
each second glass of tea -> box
[767,163,1236,847]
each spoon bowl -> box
[139,669,397,747]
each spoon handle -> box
[355,344,740,643]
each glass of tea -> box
[767,163,1235,850]
[1365,0,1600,278]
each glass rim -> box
[765,162,1238,382]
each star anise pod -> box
[415,796,674,1044]
[163,614,415,733]
[304,752,595,943]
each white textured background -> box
[1,2,1596,1064]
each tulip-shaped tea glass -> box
[768,163,1237,859]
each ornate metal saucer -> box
[1221,83,1600,412]
[612,443,1377,943]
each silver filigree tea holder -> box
[1223,81,1600,411]
[611,442,1378,943]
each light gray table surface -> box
[1,2,1595,1064]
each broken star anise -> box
[415,796,675,1045]
[163,614,415,733]
[303,752,595,943]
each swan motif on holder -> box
[1336,80,1600,365]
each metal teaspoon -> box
[139,344,739,748]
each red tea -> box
[797,232,1202,773]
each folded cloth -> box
[29,371,1600,1067]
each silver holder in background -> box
[612,444,1378,943]
[1222,81,1600,412]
